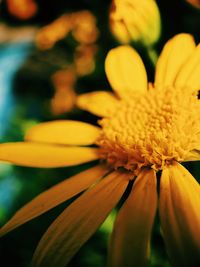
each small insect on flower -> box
[0,33,200,267]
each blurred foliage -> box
[0,0,200,267]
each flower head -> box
[97,84,200,173]
[0,34,200,267]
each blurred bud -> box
[109,0,161,46]
[71,11,99,44]
[74,45,98,76]
[51,69,77,115]
[36,10,99,50]
[36,15,72,50]
[7,0,38,20]
[186,0,200,9]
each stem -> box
[147,46,158,67]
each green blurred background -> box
[0,0,199,266]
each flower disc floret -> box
[97,86,200,173]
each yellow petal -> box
[76,91,119,117]
[155,34,195,87]
[0,165,108,237]
[174,43,200,92]
[31,171,131,267]
[25,120,100,145]
[108,169,157,267]
[0,142,99,167]
[183,149,200,162]
[105,45,147,98]
[159,163,200,267]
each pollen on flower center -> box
[97,86,200,173]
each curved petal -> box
[174,43,200,92]
[183,149,200,162]
[159,163,200,267]
[0,165,108,237]
[0,142,99,168]
[31,171,131,267]
[25,120,100,146]
[155,34,195,87]
[105,45,147,98]
[108,169,157,267]
[76,91,119,117]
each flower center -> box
[97,86,200,174]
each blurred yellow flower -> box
[0,34,200,267]
[71,11,99,44]
[50,44,98,115]
[109,0,161,46]
[186,0,200,8]
[36,10,99,50]
[35,14,72,50]
[50,43,98,115]
[51,69,77,115]
[36,10,99,115]
[74,44,98,76]
[7,0,38,20]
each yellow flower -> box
[109,0,161,46]
[1,33,200,267]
